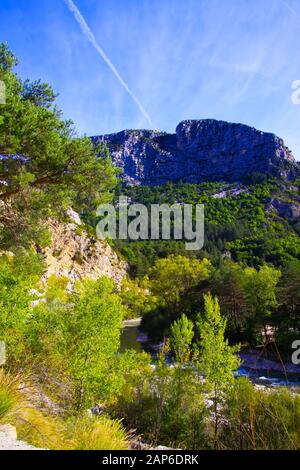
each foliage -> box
[196,294,240,448]
[114,179,300,273]
[242,265,281,342]
[109,358,208,449]
[0,43,118,250]
[120,275,154,319]
[0,369,23,421]
[65,415,128,450]
[210,261,248,342]
[24,276,125,410]
[196,294,241,389]
[139,256,212,340]
[170,314,194,364]
[148,255,212,307]
[275,261,300,352]
[0,368,128,450]
[221,377,300,450]
[0,251,43,363]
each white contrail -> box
[281,0,300,21]
[64,0,154,127]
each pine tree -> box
[0,43,118,249]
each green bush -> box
[221,378,300,450]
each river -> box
[120,319,300,388]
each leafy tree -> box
[170,314,194,364]
[0,250,43,363]
[212,261,248,342]
[120,275,156,319]
[68,277,124,409]
[140,256,212,340]
[242,265,281,343]
[196,293,240,448]
[274,261,300,352]
[277,261,300,331]
[110,354,208,449]
[25,276,125,410]
[148,255,212,307]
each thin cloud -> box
[281,0,300,21]
[64,0,154,127]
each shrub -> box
[221,378,300,450]
[65,415,128,450]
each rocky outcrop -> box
[92,119,298,185]
[267,198,300,222]
[40,212,127,289]
[0,425,42,450]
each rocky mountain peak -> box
[92,119,297,185]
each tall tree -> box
[0,43,118,249]
[196,293,240,448]
[277,261,300,331]
[212,261,248,342]
[242,265,281,343]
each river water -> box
[120,320,300,388]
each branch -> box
[0,171,64,201]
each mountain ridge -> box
[92,119,298,186]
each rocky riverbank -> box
[240,349,300,374]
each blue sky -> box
[1,0,300,159]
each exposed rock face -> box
[0,425,42,450]
[267,198,300,222]
[92,119,297,185]
[41,215,127,289]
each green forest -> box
[0,44,300,450]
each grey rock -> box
[0,425,43,450]
[92,119,298,185]
[66,208,82,226]
[268,198,300,222]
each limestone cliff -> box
[92,119,298,185]
[40,210,126,288]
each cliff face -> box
[92,119,297,185]
[41,210,127,289]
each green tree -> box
[274,261,300,352]
[170,314,194,364]
[68,277,124,409]
[242,265,281,343]
[212,261,248,342]
[148,255,212,307]
[0,43,118,249]
[25,276,125,410]
[110,354,208,449]
[141,256,212,340]
[277,261,300,331]
[196,293,240,448]
[120,275,156,319]
[0,250,43,363]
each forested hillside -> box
[0,44,300,451]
